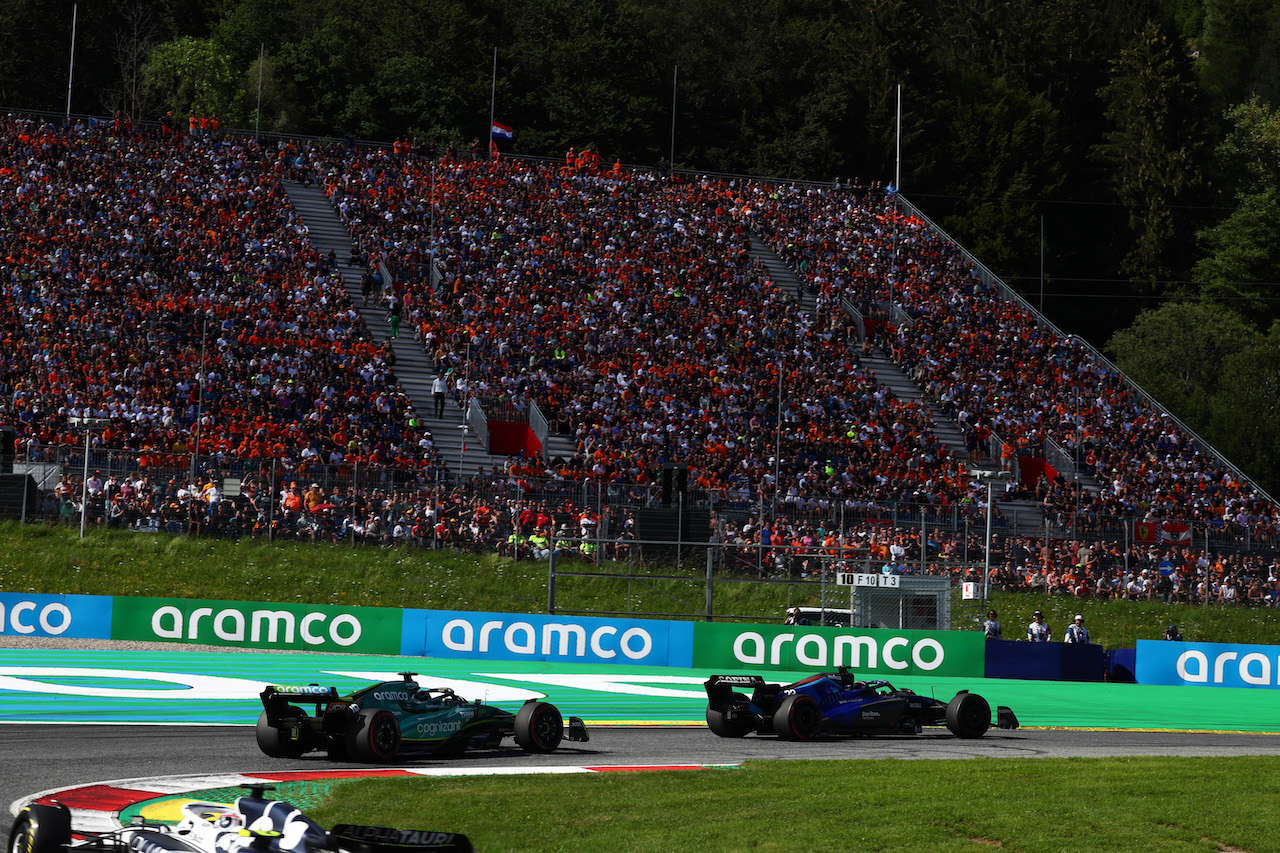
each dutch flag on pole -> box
[491,122,514,140]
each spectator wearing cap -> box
[1164,624,1184,641]
[1063,614,1089,644]
[1027,610,1051,642]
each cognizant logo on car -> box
[415,720,462,736]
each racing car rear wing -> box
[262,684,341,701]
[705,675,766,689]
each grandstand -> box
[0,110,1276,606]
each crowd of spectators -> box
[310,150,982,520]
[740,182,1278,546]
[1,113,1278,616]
[0,114,441,490]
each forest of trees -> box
[1,0,1277,493]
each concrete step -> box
[281,181,509,479]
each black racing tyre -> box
[705,706,753,738]
[256,705,311,758]
[514,701,565,753]
[8,803,71,853]
[945,692,992,739]
[345,708,402,762]
[772,693,822,741]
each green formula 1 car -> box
[257,672,589,763]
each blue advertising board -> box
[0,593,113,638]
[1136,639,1280,689]
[408,609,694,667]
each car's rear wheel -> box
[514,701,564,753]
[8,803,71,853]
[945,692,991,738]
[772,694,821,741]
[346,708,401,762]
[256,705,311,758]
[706,706,754,738]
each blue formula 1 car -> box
[704,668,1018,740]
[257,672,588,762]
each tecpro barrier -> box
[0,593,112,638]
[406,609,694,667]
[690,623,985,677]
[1136,639,1280,689]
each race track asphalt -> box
[5,724,1280,839]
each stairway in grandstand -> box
[281,182,504,482]
[746,236,1046,534]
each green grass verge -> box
[3,522,1280,646]
[308,757,1280,852]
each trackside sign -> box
[1136,639,1280,689]
[692,623,984,677]
[0,593,112,638]
[411,609,694,667]
[111,597,401,654]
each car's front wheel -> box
[256,705,312,758]
[8,803,71,853]
[346,708,402,762]
[945,691,992,738]
[772,694,821,741]
[706,706,754,738]
[514,701,564,753]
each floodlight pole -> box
[65,4,78,126]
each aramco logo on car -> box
[112,597,401,654]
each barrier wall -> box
[3,591,1273,689]
[1136,639,1280,689]
[984,639,1105,682]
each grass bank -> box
[2,523,1279,647]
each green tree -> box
[1209,321,1280,493]
[1094,20,1206,287]
[925,76,1066,271]
[1107,300,1258,428]
[1197,0,1280,109]
[144,35,243,120]
[1193,98,1280,328]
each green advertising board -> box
[112,596,402,655]
[692,622,985,678]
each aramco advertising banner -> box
[1136,639,1280,689]
[111,596,403,655]
[0,592,113,638]
[408,609,694,667]
[691,623,986,678]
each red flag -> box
[1132,520,1159,544]
[1161,522,1191,544]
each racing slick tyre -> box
[706,706,754,738]
[945,691,992,739]
[514,701,565,753]
[346,708,402,762]
[256,705,312,758]
[8,803,71,853]
[772,693,821,741]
